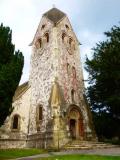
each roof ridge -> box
[13,81,29,101]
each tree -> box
[85,25,120,139]
[0,23,24,126]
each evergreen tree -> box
[0,23,24,126]
[85,25,120,139]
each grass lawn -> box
[36,155,120,160]
[0,148,45,159]
[0,150,120,160]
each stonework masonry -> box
[0,7,96,149]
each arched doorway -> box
[68,106,84,139]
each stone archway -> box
[67,105,84,139]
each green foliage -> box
[85,25,120,139]
[0,23,24,126]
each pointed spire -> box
[43,8,66,24]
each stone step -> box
[69,140,103,143]
[63,140,118,150]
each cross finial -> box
[53,4,56,8]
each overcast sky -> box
[0,0,120,85]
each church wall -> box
[55,17,94,139]
[29,17,56,134]
[0,88,31,148]
[56,17,83,104]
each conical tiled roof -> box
[43,8,66,24]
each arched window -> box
[62,33,66,43]
[69,38,75,51]
[41,24,45,30]
[69,38,73,47]
[36,105,43,121]
[67,63,70,74]
[45,33,49,43]
[36,38,42,48]
[72,66,76,78]
[65,24,69,29]
[39,106,42,120]
[71,89,75,102]
[38,38,42,48]
[12,114,20,130]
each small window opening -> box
[65,24,69,29]
[69,38,73,46]
[45,33,49,43]
[38,106,42,120]
[62,33,66,42]
[38,38,42,48]
[71,89,75,102]
[12,115,19,129]
[67,63,70,74]
[41,24,45,30]
[72,66,76,78]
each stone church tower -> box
[0,7,96,149]
[28,7,95,148]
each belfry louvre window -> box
[12,115,20,130]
